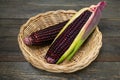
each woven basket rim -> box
[18,10,102,73]
[19,10,76,33]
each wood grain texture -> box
[0,0,120,18]
[0,18,120,37]
[0,62,120,80]
[0,0,120,79]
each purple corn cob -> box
[45,10,92,64]
[23,20,68,46]
[45,1,106,64]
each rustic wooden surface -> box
[0,0,120,80]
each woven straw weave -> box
[18,10,102,73]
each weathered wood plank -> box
[0,18,27,25]
[0,62,119,80]
[0,0,120,18]
[0,18,120,37]
[0,37,19,52]
[99,19,120,37]
[0,19,26,37]
[1,0,120,6]
[0,55,25,62]
[96,37,120,62]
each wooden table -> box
[0,0,120,80]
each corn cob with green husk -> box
[45,1,106,64]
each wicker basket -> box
[18,10,102,73]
